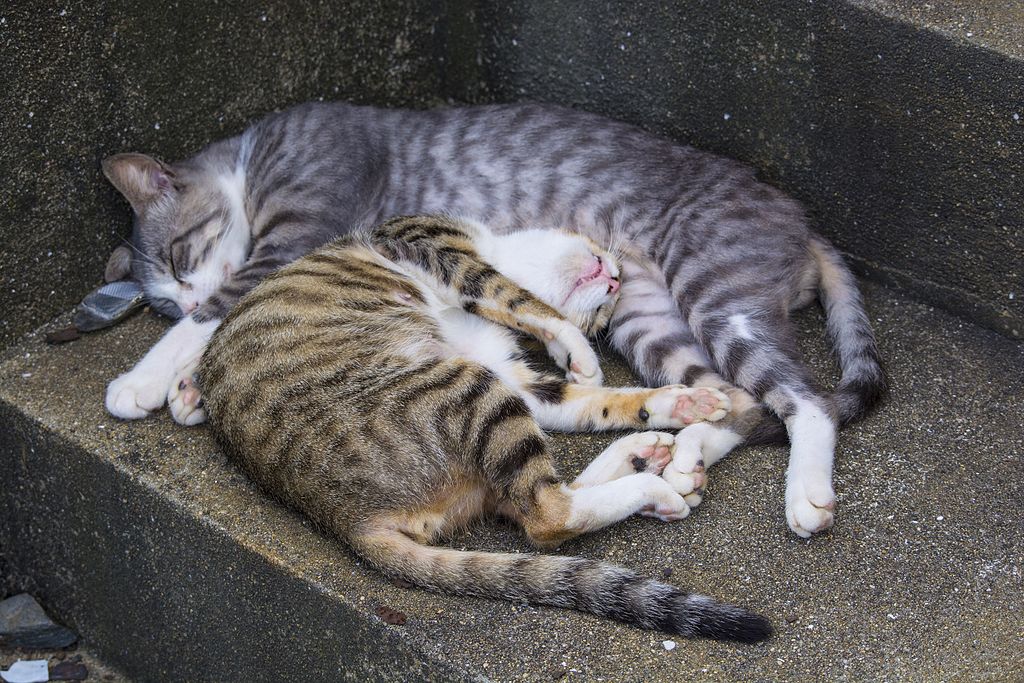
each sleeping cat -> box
[198,214,770,641]
[102,101,885,538]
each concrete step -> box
[446,0,1024,339]
[2,281,1021,681]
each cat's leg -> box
[372,216,603,385]
[608,257,780,507]
[106,316,220,423]
[686,301,838,538]
[522,376,730,432]
[476,342,730,432]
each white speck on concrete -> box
[723,112,731,120]
[662,640,676,651]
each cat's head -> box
[488,228,621,335]
[101,153,250,319]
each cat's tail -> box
[809,236,887,425]
[350,526,772,643]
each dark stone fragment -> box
[0,593,77,649]
[45,326,81,344]
[785,613,800,623]
[50,661,89,681]
[662,567,673,578]
[375,604,407,626]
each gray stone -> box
[1,281,1022,680]
[0,594,77,649]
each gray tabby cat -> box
[102,102,885,538]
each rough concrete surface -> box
[446,0,1024,338]
[2,281,1022,681]
[0,0,444,350]
[1,643,131,682]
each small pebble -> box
[785,613,800,623]
[662,567,673,578]
[662,639,677,651]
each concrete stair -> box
[2,282,1021,681]
[3,0,1023,680]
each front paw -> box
[785,477,836,538]
[106,370,169,419]
[545,323,602,386]
[168,373,207,426]
[565,352,604,386]
[643,386,731,428]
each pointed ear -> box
[101,153,175,214]
[104,245,133,282]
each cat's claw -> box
[643,386,730,429]
[168,373,207,426]
[785,479,836,538]
[106,370,168,419]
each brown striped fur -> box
[198,215,770,641]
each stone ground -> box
[1,280,1022,681]
[0,644,129,682]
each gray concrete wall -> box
[442,0,1024,338]
[2,0,1021,347]
[0,1,444,350]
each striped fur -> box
[104,101,885,536]
[198,215,769,641]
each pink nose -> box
[607,278,621,294]
[184,301,199,314]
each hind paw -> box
[661,451,707,509]
[643,386,731,429]
[572,431,676,488]
[785,478,836,538]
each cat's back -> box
[199,237,440,452]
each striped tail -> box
[809,236,887,425]
[352,527,772,643]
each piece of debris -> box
[547,664,568,680]
[661,567,673,579]
[388,576,414,589]
[48,662,87,681]
[785,613,800,624]
[374,605,407,626]
[0,659,49,683]
[44,326,80,345]
[662,639,677,651]
[0,594,77,649]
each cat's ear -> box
[104,245,133,282]
[101,153,175,214]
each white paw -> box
[574,432,676,488]
[639,486,691,522]
[168,372,206,426]
[662,452,707,510]
[644,385,731,428]
[106,369,169,419]
[546,323,602,386]
[785,477,836,538]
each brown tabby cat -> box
[198,215,771,641]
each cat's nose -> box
[607,278,620,294]
[183,301,199,314]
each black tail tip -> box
[694,611,774,643]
